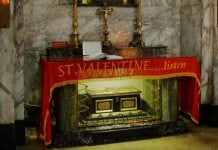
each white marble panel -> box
[201,0,216,104]
[213,2,218,105]
[14,0,25,120]
[0,28,15,123]
[0,0,15,123]
[141,1,181,56]
[180,3,202,57]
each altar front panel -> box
[40,57,201,145]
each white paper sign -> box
[82,41,102,55]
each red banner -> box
[40,56,201,145]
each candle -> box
[82,0,88,4]
[0,0,9,5]
[123,0,127,5]
[138,0,142,27]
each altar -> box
[40,56,201,146]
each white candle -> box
[138,0,141,22]
[123,0,127,5]
[82,0,88,4]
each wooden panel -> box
[0,0,10,28]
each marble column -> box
[14,0,25,122]
[14,0,25,144]
[201,0,215,105]
[213,1,218,105]
[0,30,14,124]
[0,1,16,149]
[200,0,218,125]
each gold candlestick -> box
[129,0,145,48]
[137,0,145,48]
[71,0,80,48]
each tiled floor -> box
[17,120,218,150]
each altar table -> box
[40,56,201,145]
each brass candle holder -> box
[96,2,114,47]
[129,0,145,48]
[71,0,80,48]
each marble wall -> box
[213,1,218,105]
[180,0,202,57]
[0,1,15,124]
[1,0,218,124]
[14,0,25,120]
[180,0,218,105]
[201,0,216,105]
[215,28,218,105]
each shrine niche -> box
[0,0,10,28]
[40,56,201,147]
[38,0,200,147]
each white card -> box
[82,41,102,55]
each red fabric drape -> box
[40,56,201,145]
[178,77,200,123]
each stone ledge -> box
[51,120,187,147]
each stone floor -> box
[17,119,218,150]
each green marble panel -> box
[53,84,78,132]
[161,78,178,121]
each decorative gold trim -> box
[137,0,145,48]
[120,97,138,111]
[129,0,145,48]
[96,99,113,113]
[71,0,80,48]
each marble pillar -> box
[0,29,15,124]
[0,1,17,149]
[181,0,215,103]
[201,0,215,105]
[212,1,218,105]
[201,0,218,126]
[0,0,15,126]
[14,0,26,144]
[180,0,218,124]
[14,0,25,122]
